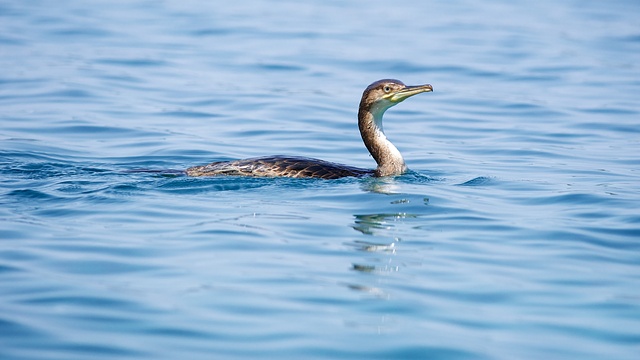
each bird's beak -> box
[390,84,433,103]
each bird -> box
[185,79,433,179]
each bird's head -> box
[359,79,433,127]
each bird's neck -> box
[358,105,407,177]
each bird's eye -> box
[383,85,391,93]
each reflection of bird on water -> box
[186,79,433,179]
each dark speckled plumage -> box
[186,156,372,179]
[186,79,433,179]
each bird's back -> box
[186,156,372,179]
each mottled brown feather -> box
[186,156,372,179]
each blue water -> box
[1,0,639,359]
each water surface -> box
[1,1,639,359]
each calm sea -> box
[1,1,639,359]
